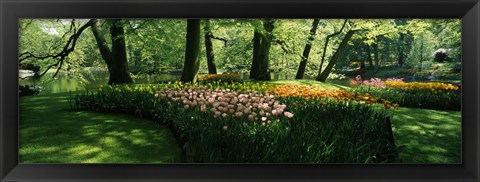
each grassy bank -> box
[19,92,181,163]
[392,107,461,163]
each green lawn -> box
[392,107,461,163]
[19,92,181,163]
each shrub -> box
[71,82,398,163]
[434,48,451,63]
[19,85,41,96]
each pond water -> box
[19,71,181,95]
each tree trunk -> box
[109,19,133,84]
[360,60,366,69]
[295,19,320,79]
[250,19,275,81]
[180,19,201,82]
[419,36,424,71]
[395,19,407,67]
[373,43,380,70]
[249,30,262,79]
[366,46,374,69]
[204,19,217,74]
[318,19,348,75]
[255,19,275,81]
[316,30,355,82]
[91,19,133,85]
[398,33,405,67]
[134,49,141,67]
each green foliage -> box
[19,18,461,83]
[406,31,436,69]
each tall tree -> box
[204,19,218,74]
[91,19,133,84]
[295,19,320,79]
[395,19,406,67]
[372,42,380,70]
[318,19,348,75]
[250,19,275,80]
[180,19,201,82]
[316,30,356,82]
[366,45,374,69]
[249,30,262,79]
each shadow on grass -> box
[392,107,461,163]
[20,92,181,163]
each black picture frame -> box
[1,0,479,181]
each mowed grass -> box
[19,92,181,163]
[392,107,461,163]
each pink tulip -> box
[272,109,278,116]
[259,110,265,116]
[276,108,284,114]
[235,112,243,117]
[284,112,294,119]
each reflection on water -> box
[19,72,181,95]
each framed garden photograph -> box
[1,0,479,181]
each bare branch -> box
[20,19,95,78]
[318,19,349,74]
[274,40,292,54]
[209,33,228,47]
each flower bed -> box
[71,82,398,163]
[351,75,460,110]
[266,84,398,109]
[197,73,242,83]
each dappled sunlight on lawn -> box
[392,107,461,163]
[19,92,181,163]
